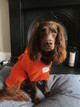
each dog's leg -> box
[37,80,53,97]
[30,82,40,103]
[21,79,40,103]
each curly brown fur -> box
[0,85,29,102]
[52,23,66,64]
[27,23,42,62]
[0,21,67,103]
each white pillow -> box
[0,66,12,88]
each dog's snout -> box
[45,40,53,46]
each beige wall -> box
[0,0,11,61]
[0,0,11,52]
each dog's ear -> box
[27,22,42,62]
[52,23,67,64]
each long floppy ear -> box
[53,23,67,64]
[27,23,42,62]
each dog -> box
[0,21,67,103]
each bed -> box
[0,66,80,107]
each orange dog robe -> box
[6,48,52,88]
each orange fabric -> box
[6,48,52,88]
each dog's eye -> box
[49,28,57,33]
[52,30,57,33]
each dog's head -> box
[27,21,67,64]
[38,22,58,52]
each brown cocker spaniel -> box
[0,21,66,104]
[28,21,66,64]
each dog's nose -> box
[45,40,53,46]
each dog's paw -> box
[32,97,40,104]
[44,91,53,98]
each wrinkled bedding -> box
[0,66,80,107]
